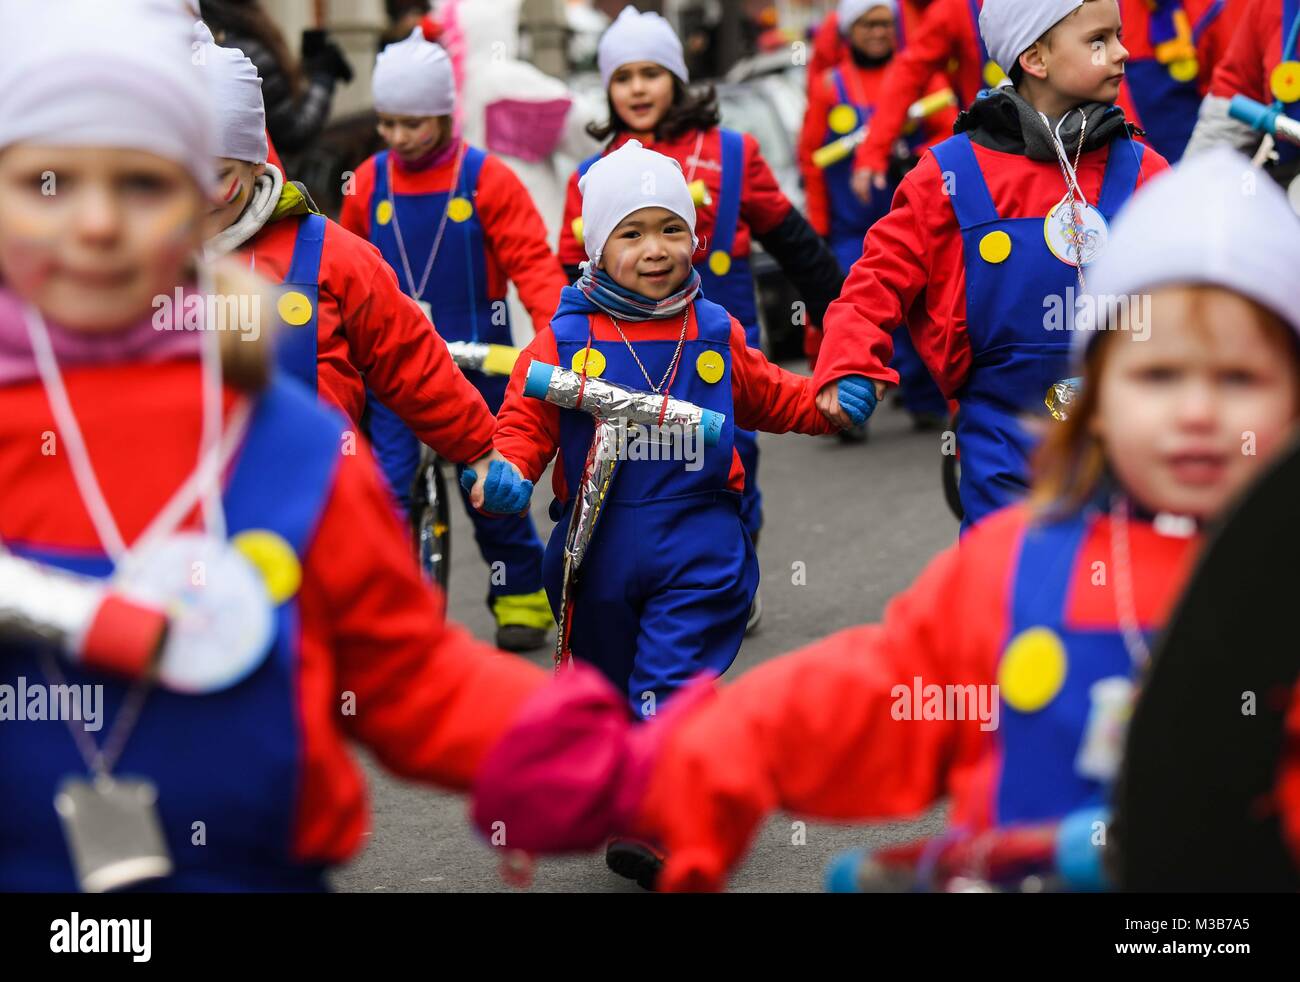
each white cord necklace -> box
[386,144,466,302]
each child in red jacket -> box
[560,7,847,629]
[338,28,566,651]
[196,29,505,507]
[815,0,1171,531]
[799,0,955,425]
[471,147,1300,892]
[0,0,546,891]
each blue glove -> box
[838,376,878,426]
[470,459,534,514]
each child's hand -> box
[462,456,533,515]
[817,377,883,428]
[851,168,888,204]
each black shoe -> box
[495,624,548,652]
[910,412,946,432]
[605,839,664,891]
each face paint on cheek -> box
[0,234,62,293]
[220,175,244,207]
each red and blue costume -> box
[495,288,833,709]
[0,356,545,890]
[813,101,1168,529]
[340,143,566,601]
[239,210,497,467]
[1206,0,1300,163]
[559,128,844,542]
[799,47,955,417]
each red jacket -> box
[856,0,1238,175]
[1208,0,1290,103]
[805,3,932,98]
[0,358,547,867]
[629,502,1300,891]
[811,138,1169,397]
[338,147,566,333]
[494,304,834,502]
[556,128,794,269]
[241,214,496,464]
[799,53,956,237]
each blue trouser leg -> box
[366,395,422,513]
[735,318,763,539]
[543,494,757,715]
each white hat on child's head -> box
[194,21,268,165]
[837,0,898,36]
[0,0,215,191]
[979,0,1082,76]
[1073,147,1300,355]
[578,140,699,266]
[372,26,456,118]
[598,6,690,90]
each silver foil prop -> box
[0,553,166,668]
[524,362,724,669]
[445,341,520,377]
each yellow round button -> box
[571,216,584,244]
[984,61,1007,89]
[375,200,394,226]
[277,290,313,327]
[978,230,1012,264]
[1169,57,1199,84]
[828,104,858,135]
[571,348,606,378]
[708,250,732,276]
[1271,61,1300,104]
[232,529,302,605]
[447,196,474,223]
[696,350,725,384]
[688,179,711,206]
[998,627,1068,713]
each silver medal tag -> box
[54,775,172,893]
[1075,676,1134,782]
[417,300,434,323]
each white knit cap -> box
[838,0,898,35]
[597,6,690,90]
[0,0,216,191]
[194,22,268,165]
[578,140,698,265]
[372,26,456,118]
[1073,147,1300,354]
[979,0,1083,76]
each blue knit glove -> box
[465,459,534,514]
[838,376,879,426]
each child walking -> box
[559,7,847,628]
[0,0,546,891]
[338,28,567,651]
[814,0,1171,530]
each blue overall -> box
[928,131,1144,530]
[824,68,948,419]
[543,289,758,712]
[274,212,326,392]
[364,147,544,599]
[0,378,341,891]
[578,129,764,539]
[1124,0,1228,163]
[994,514,1147,824]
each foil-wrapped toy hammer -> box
[523,361,726,669]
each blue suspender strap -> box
[1286,0,1300,66]
[1011,517,1088,630]
[371,150,390,212]
[1191,0,1226,43]
[577,151,602,179]
[927,133,1000,229]
[832,68,849,106]
[1096,138,1145,220]
[286,213,326,287]
[969,0,990,65]
[711,128,745,257]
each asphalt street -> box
[330,368,959,892]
